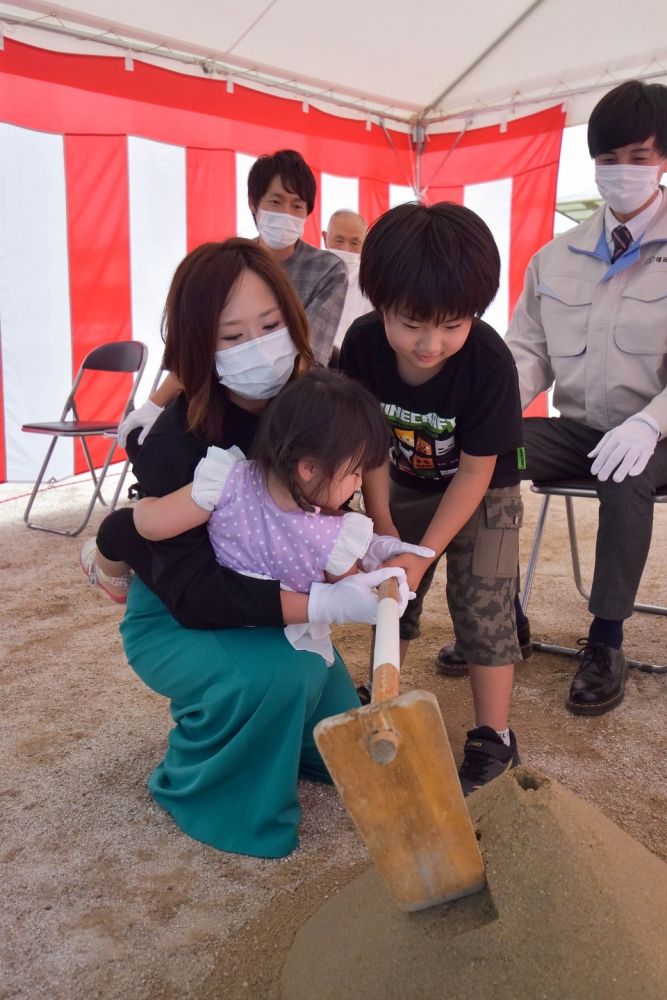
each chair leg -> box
[531,640,667,674]
[80,436,112,508]
[107,457,132,513]
[519,494,551,615]
[565,496,590,602]
[23,437,59,527]
[527,494,667,673]
[66,442,121,537]
[24,440,122,537]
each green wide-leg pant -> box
[120,579,360,858]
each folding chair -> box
[520,479,667,674]
[22,340,148,537]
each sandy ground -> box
[1,470,665,999]
[282,770,667,1000]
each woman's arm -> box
[134,485,209,541]
[151,371,184,408]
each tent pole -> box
[412,120,426,201]
[422,0,547,117]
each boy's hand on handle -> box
[361,534,436,572]
[308,568,413,626]
[380,552,435,593]
[117,400,163,448]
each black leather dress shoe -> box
[566,640,628,716]
[436,618,532,676]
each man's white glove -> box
[588,413,660,483]
[117,400,163,448]
[360,534,436,572]
[308,567,413,626]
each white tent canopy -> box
[2,0,667,131]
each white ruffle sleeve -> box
[191,445,245,511]
[325,511,374,577]
[283,513,373,667]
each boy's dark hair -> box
[251,368,390,512]
[588,80,667,158]
[359,202,500,323]
[162,238,312,443]
[247,149,317,215]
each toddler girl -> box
[130,369,401,663]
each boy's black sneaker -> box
[436,618,532,676]
[458,726,520,796]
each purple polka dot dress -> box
[207,461,365,593]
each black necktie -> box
[611,224,632,262]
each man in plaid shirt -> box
[248,149,347,366]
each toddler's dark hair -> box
[251,368,390,511]
[359,201,500,323]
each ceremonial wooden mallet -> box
[315,578,485,911]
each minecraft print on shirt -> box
[381,403,458,482]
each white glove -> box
[308,567,413,626]
[360,533,436,572]
[588,413,660,483]
[117,400,163,448]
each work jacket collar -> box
[566,191,667,277]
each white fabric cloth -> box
[330,254,372,349]
[506,194,667,436]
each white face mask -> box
[215,326,298,400]
[328,246,361,279]
[594,162,663,215]
[256,208,305,250]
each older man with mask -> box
[322,209,372,356]
[437,79,667,719]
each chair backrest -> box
[83,341,147,374]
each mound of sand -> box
[281,768,667,1000]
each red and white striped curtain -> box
[0,39,564,482]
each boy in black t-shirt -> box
[339,201,525,795]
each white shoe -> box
[80,537,132,604]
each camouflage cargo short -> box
[389,481,523,665]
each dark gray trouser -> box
[523,416,667,621]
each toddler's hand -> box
[380,552,434,593]
[361,534,435,572]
